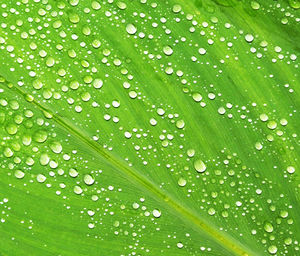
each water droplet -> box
[163,46,173,56]
[132,202,140,209]
[218,107,226,115]
[93,79,103,89]
[198,48,207,55]
[172,4,182,13]
[50,141,62,154]
[208,208,216,215]
[37,174,46,183]
[153,209,161,218]
[46,57,55,67]
[250,1,260,10]
[177,242,184,249]
[255,142,263,151]
[288,0,300,9]
[150,118,157,126]
[69,13,80,24]
[192,93,202,102]
[88,223,95,229]
[126,24,137,35]
[268,245,277,255]
[74,185,83,195]
[84,174,95,185]
[264,222,274,233]
[117,1,127,10]
[178,178,187,187]
[15,170,25,179]
[4,147,14,158]
[280,210,288,218]
[40,153,50,166]
[69,168,79,178]
[70,80,80,90]
[287,166,295,174]
[194,160,206,173]
[176,120,185,129]
[91,1,101,10]
[187,149,195,157]
[6,123,18,135]
[33,130,48,143]
[280,119,288,126]
[259,114,268,122]
[245,34,254,43]
[157,108,165,116]
[284,238,292,245]
[267,121,277,130]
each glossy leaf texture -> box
[0,0,299,255]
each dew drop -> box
[218,107,226,115]
[93,79,103,89]
[15,170,25,179]
[6,123,18,135]
[245,34,254,43]
[178,178,187,187]
[4,147,14,158]
[255,142,263,151]
[287,166,295,174]
[280,210,288,218]
[153,209,161,218]
[69,13,80,24]
[126,24,137,35]
[177,242,184,249]
[33,130,48,143]
[259,114,268,122]
[172,4,182,13]
[187,149,195,157]
[192,93,202,102]
[284,238,292,245]
[194,160,206,173]
[176,120,185,129]
[40,153,50,166]
[69,168,79,178]
[37,174,46,183]
[267,121,277,130]
[268,245,277,255]
[251,1,260,10]
[150,118,157,126]
[198,48,207,55]
[163,46,173,56]
[208,208,216,215]
[157,108,165,116]
[74,185,83,195]
[264,222,274,233]
[117,1,127,10]
[84,174,95,185]
[50,141,62,154]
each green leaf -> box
[0,0,299,255]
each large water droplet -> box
[163,46,173,56]
[126,24,137,35]
[33,130,48,143]
[84,174,95,185]
[194,160,206,173]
